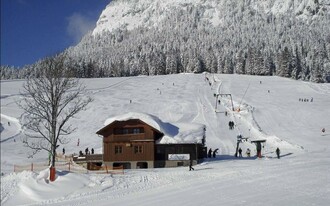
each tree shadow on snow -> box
[193,167,213,171]
[264,152,293,159]
[56,170,71,176]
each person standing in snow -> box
[238,148,243,157]
[276,147,280,159]
[91,148,94,154]
[208,148,212,158]
[77,138,80,146]
[62,148,65,155]
[189,160,194,171]
[85,147,89,155]
[213,148,219,158]
[246,148,251,157]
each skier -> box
[322,128,325,133]
[85,147,89,155]
[276,147,280,159]
[208,148,212,158]
[77,138,80,146]
[246,148,251,157]
[62,148,65,155]
[238,148,243,157]
[91,148,94,154]
[189,160,194,171]
[229,121,234,130]
[213,148,219,158]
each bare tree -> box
[19,55,92,176]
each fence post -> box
[14,165,16,172]
[31,163,33,171]
[68,162,71,171]
[105,165,108,174]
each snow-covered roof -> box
[102,112,205,144]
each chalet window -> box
[114,127,144,135]
[134,145,143,154]
[115,145,122,154]
[114,128,122,135]
[123,128,129,134]
[133,128,144,134]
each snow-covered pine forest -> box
[2,0,330,82]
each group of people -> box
[237,147,250,157]
[207,148,219,158]
[228,121,235,130]
[236,147,281,159]
[85,147,94,155]
[78,147,95,156]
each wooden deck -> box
[73,154,103,163]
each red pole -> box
[50,167,56,181]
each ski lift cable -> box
[238,83,250,109]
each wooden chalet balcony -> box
[104,133,151,143]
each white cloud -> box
[67,12,95,43]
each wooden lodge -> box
[96,115,207,169]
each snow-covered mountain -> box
[92,0,328,35]
[3,0,329,82]
[63,0,330,82]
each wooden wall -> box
[102,119,160,162]
[103,141,155,162]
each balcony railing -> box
[104,134,150,142]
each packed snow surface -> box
[1,73,330,205]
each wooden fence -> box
[13,162,124,175]
[13,154,124,175]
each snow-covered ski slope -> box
[1,73,330,205]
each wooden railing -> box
[72,154,103,163]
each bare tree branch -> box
[18,54,93,168]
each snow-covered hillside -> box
[1,74,330,205]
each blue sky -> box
[1,0,111,67]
